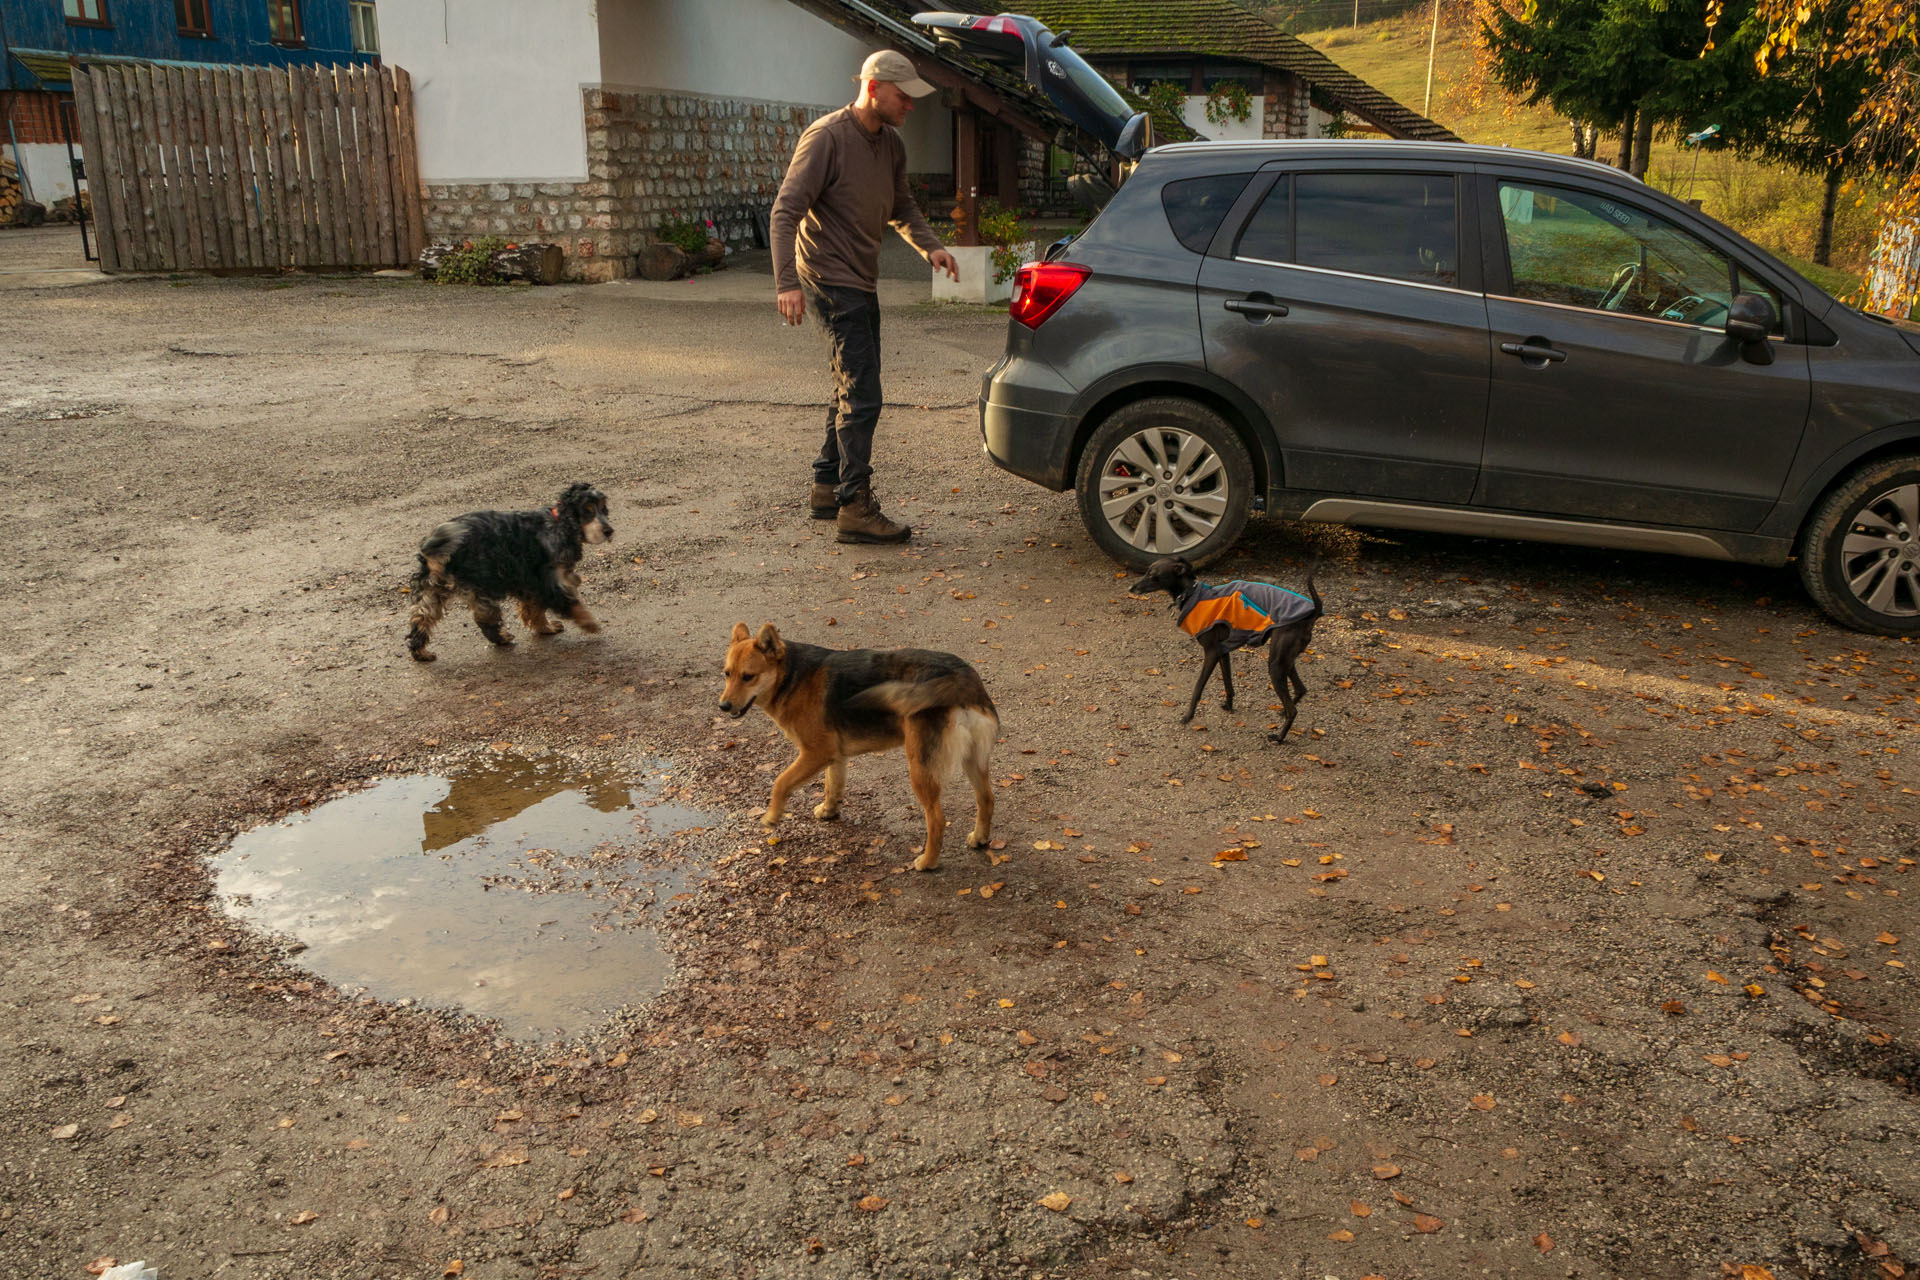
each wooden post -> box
[243,69,282,268]
[392,66,426,260]
[103,67,150,269]
[953,107,980,247]
[70,66,123,272]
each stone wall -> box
[423,86,834,282]
[1262,71,1310,139]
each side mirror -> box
[1725,293,1777,365]
[1725,293,1776,344]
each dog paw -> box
[967,830,990,849]
[760,810,782,828]
[410,650,437,663]
[911,851,941,872]
[812,803,841,821]
[1265,730,1292,744]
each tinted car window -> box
[1162,172,1255,254]
[1498,180,1736,322]
[1296,172,1457,285]
[1233,175,1290,262]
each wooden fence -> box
[70,61,424,273]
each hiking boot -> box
[835,485,911,544]
[809,482,838,520]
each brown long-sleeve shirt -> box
[771,106,943,294]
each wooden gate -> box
[70,61,424,273]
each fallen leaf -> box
[557,1187,575,1201]
[86,1260,117,1276]
[1317,1073,1338,1087]
[1372,1163,1401,1179]
[1327,1228,1356,1242]
[442,1263,465,1278]
[429,1204,450,1224]
[1351,1200,1372,1217]
[482,1148,529,1169]
[1414,1213,1443,1233]
[49,1123,78,1140]
[1038,1191,1072,1212]
[856,1195,889,1212]
[1470,1094,1496,1111]
[1113,1170,1134,1184]
[1557,1031,1582,1047]
[1534,1232,1555,1253]
[288,1210,319,1226]
[1876,932,1900,945]
[1739,1267,1778,1280]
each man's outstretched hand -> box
[929,248,960,281]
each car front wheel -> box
[1798,454,1920,636]
[1074,397,1255,570]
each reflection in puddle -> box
[213,754,714,1041]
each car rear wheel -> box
[1075,397,1254,570]
[1798,454,1920,636]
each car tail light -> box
[1010,262,1090,329]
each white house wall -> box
[597,0,949,174]
[1179,95,1264,142]
[380,0,602,182]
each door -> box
[1477,175,1811,529]
[1197,168,1490,504]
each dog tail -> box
[1300,555,1324,618]
[849,672,999,722]
[930,704,998,782]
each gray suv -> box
[981,140,1920,636]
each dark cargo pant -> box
[803,282,882,506]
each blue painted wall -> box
[1,0,373,91]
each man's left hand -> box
[929,248,959,282]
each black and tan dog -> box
[719,623,998,871]
[406,482,612,662]
[1130,555,1323,741]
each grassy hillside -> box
[1296,12,1882,294]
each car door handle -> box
[1500,341,1566,363]
[1225,296,1289,319]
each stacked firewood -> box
[0,156,21,224]
[0,156,45,226]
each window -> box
[350,0,379,54]
[63,0,110,27]
[1236,172,1457,285]
[1498,180,1740,324]
[266,0,304,46]
[1201,64,1263,93]
[1161,172,1253,254]
[1233,175,1291,262]
[1129,61,1196,91]
[175,0,212,36]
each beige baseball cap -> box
[856,49,935,97]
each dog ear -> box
[754,623,784,658]
[730,622,751,643]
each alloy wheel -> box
[1839,480,1920,618]
[1096,426,1231,556]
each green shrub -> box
[656,215,710,257]
[435,236,511,286]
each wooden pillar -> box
[952,106,980,246]
[995,124,1017,210]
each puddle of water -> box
[213,754,714,1041]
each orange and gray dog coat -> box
[1177,579,1317,651]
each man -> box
[772,49,960,545]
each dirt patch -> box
[0,273,1914,1280]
